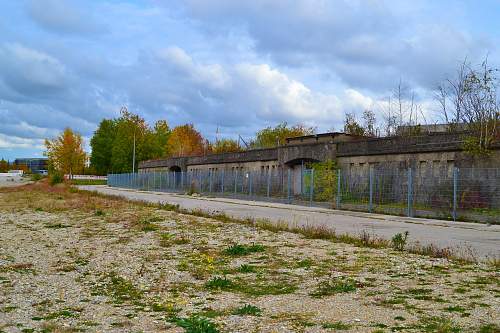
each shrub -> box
[174,315,219,333]
[391,231,409,251]
[310,277,359,298]
[49,173,64,186]
[30,173,43,182]
[223,243,265,256]
[232,304,261,316]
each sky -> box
[0,0,499,160]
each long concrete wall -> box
[139,132,500,173]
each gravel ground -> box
[0,184,498,333]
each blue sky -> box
[0,0,499,160]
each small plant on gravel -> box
[237,264,256,273]
[391,231,409,251]
[173,315,219,333]
[223,243,265,256]
[49,173,64,186]
[205,276,234,291]
[232,304,262,316]
[310,277,359,298]
[417,316,461,333]
[321,321,351,330]
[479,323,500,333]
[94,272,143,304]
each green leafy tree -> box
[153,120,171,157]
[343,113,365,136]
[90,119,116,175]
[306,160,338,202]
[0,158,9,172]
[211,138,241,154]
[251,122,315,148]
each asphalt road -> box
[79,185,500,260]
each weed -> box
[44,308,81,320]
[223,243,265,256]
[173,315,219,333]
[479,323,499,333]
[392,231,409,251]
[232,304,261,316]
[94,209,105,216]
[237,264,256,273]
[44,222,70,229]
[205,276,234,291]
[418,316,461,333]
[93,272,143,304]
[321,321,351,330]
[310,277,359,297]
[296,258,314,269]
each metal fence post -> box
[234,169,238,194]
[198,171,202,193]
[407,167,413,217]
[209,170,212,193]
[249,171,252,197]
[221,170,225,193]
[369,168,373,213]
[336,169,341,209]
[310,168,314,206]
[300,161,304,195]
[287,168,291,203]
[267,170,271,198]
[453,167,458,221]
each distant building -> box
[14,158,48,174]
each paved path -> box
[79,185,500,259]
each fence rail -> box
[108,167,500,223]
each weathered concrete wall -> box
[139,132,499,173]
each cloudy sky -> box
[0,0,499,160]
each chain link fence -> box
[108,167,499,223]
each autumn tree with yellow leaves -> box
[44,128,86,178]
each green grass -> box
[310,277,358,297]
[70,179,107,185]
[173,315,219,333]
[223,243,265,256]
[236,264,257,273]
[205,276,234,291]
[232,304,261,316]
[93,272,143,304]
[321,321,351,330]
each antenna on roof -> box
[238,134,249,149]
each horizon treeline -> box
[89,108,315,175]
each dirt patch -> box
[0,187,498,332]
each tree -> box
[90,119,116,175]
[0,158,9,172]
[343,112,365,136]
[436,57,499,155]
[167,124,204,157]
[44,128,86,178]
[362,109,377,137]
[211,138,241,154]
[153,120,171,157]
[251,122,315,148]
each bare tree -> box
[435,57,499,155]
[362,109,377,137]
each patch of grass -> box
[43,308,81,320]
[70,179,107,185]
[479,323,499,333]
[418,316,461,333]
[232,304,261,316]
[237,264,257,273]
[223,243,265,256]
[310,277,359,298]
[172,315,219,333]
[93,272,143,304]
[205,276,234,291]
[0,263,35,274]
[44,222,70,229]
[444,305,467,313]
[94,209,105,216]
[321,321,351,330]
[296,258,314,269]
[0,306,17,313]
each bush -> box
[49,173,64,186]
[30,173,43,182]
[391,231,409,251]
